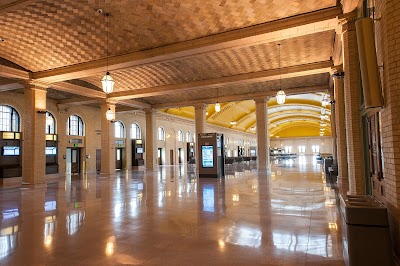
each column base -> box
[21,182,47,189]
[337,176,349,195]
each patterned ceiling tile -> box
[83,31,334,91]
[0,0,335,72]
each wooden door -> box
[170,149,174,165]
[96,149,101,173]
[116,148,123,169]
[71,148,80,174]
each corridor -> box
[0,157,344,265]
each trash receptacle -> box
[323,157,333,174]
[339,195,394,266]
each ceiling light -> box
[321,94,330,107]
[101,13,115,94]
[230,121,237,125]
[0,38,4,42]
[215,102,220,112]
[276,44,286,105]
[106,108,115,121]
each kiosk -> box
[132,139,144,167]
[198,133,224,178]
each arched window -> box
[66,115,84,136]
[158,127,165,141]
[186,131,191,142]
[114,121,125,138]
[178,130,183,142]
[0,105,20,132]
[131,123,141,139]
[46,111,56,134]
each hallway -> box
[0,157,344,265]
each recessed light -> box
[0,38,5,42]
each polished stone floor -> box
[0,156,344,265]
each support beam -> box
[118,99,151,109]
[57,97,99,109]
[0,0,36,14]
[0,79,24,91]
[110,61,331,100]
[51,82,105,99]
[32,7,341,83]
[153,85,330,109]
[0,64,30,80]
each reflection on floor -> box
[0,156,343,265]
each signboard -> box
[2,132,15,139]
[46,134,57,141]
[202,145,214,168]
[69,139,82,144]
[136,139,142,144]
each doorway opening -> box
[158,148,162,165]
[116,148,123,170]
[66,148,81,174]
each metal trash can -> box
[339,195,394,266]
[323,157,333,174]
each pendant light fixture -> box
[276,44,286,105]
[106,107,115,121]
[101,13,115,94]
[215,88,221,112]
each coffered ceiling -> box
[0,0,347,137]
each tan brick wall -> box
[375,0,400,259]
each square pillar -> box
[145,109,157,170]
[22,85,47,185]
[342,19,365,194]
[255,98,270,173]
[100,101,116,176]
[194,103,207,172]
[332,66,349,193]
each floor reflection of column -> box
[258,173,274,258]
[19,188,46,264]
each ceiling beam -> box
[32,6,341,83]
[118,99,151,109]
[0,79,24,91]
[0,0,35,15]
[50,82,105,99]
[110,61,332,101]
[153,85,330,109]
[115,106,138,113]
[57,97,99,109]
[0,64,30,80]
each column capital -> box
[193,103,208,109]
[22,79,50,89]
[144,108,156,114]
[254,97,267,104]
[338,11,357,33]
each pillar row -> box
[22,85,47,184]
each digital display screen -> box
[2,146,20,156]
[202,145,213,168]
[136,148,143,154]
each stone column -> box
[329,90,338,164]
[342,18,365,194]
[194,103,207,171]
[255,98,269,173]
[332,66,348,193]
[145,108,157,171]
[100,100,116,176]
[22,85,47,185]
[125,124,132,170]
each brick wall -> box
[375,0,400,259]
